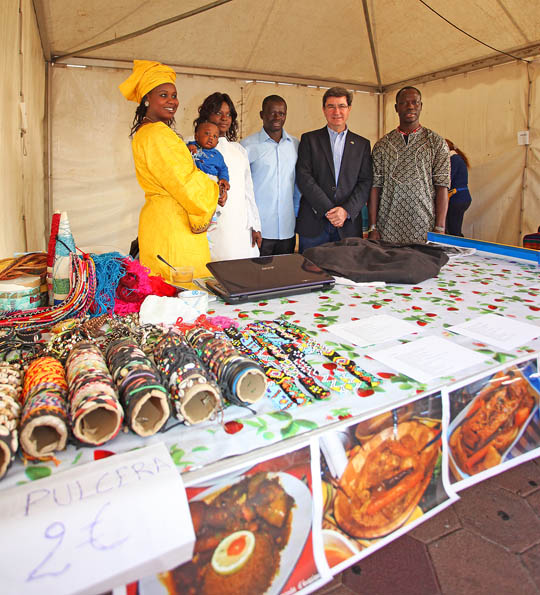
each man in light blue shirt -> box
[241,95,300,255]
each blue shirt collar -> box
[259,127,292,143]
[327,126,348,139]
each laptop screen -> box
[206,254,334,297]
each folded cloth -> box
[139,291,209,326]
[304,238,449,284]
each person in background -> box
[119,60,218,280]
[445,139,472,237]
[295,87,372,253]
[368,87,449,243]
[194,92,262,261]
[241,95,300,256]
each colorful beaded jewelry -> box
[19,356,69,461]
[185,327,266,406]
[223,326,301,409]
[265,320,380,388]
[106,337,170,436]
[0,362,22,477]
[65,342,124,445]
[153,332,222,425]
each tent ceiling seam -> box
[52,58,382,93]
[361,0,382,92]
[52,0,233,62]
[32,0,51,60]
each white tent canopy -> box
[1,0,539,257]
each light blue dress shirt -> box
[241,128,300,240]
[327,126,348,185]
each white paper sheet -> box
[328,315,419,347]
[448,313,540,350]
[369,336,488,383]
[0,442,194,595]
[332,276,386,287]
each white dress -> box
[208,137,261,261]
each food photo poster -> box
[136,441,327,595]
[443,355,540,492]
[314,392,458,575]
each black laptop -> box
[205,253,335,303]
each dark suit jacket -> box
[295,127,372,238]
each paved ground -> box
[315,457,540,595]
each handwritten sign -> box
[0,442,195,595]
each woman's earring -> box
[144,101,149,107]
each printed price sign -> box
[0,442,194,595]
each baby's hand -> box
[188,144,197,155]
[219,179,230,192]
[218,188,228,207]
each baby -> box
[187,121,230,210]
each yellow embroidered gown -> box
[131,122,218,279]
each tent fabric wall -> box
[51,65,379,254]
[382,61,535,245]
[0,1,27,258]
[0,0,45,259]
[21,0,47,252]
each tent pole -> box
[519,62,532,242]
[44,62,52,243]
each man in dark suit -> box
[295,87,372,252]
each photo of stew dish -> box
[333,420,440,539]
[449,366,539,478]
[157,471,310,595]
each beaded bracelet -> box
[265,320,380,388]
[244,320,353,393]
[185,327,266,406]
[153,332,222,425]
[0,362,23,478]
[246,325,330,399]
[106,338,170,436]
[19,356,69,461]
[222,326,298,410]
[65,342,124,445]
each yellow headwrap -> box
[119,60,176,104]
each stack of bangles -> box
[153,332,221,425]
[0,362,23,477]
[19,356,69,461]
[185,327,267,407]
[106,337,170,436]
[65,342,124,445]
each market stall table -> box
[0,240,538,595]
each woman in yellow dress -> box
[119,60,219,280]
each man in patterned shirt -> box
[367,87,450,243]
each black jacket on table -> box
[295,126,372,238]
